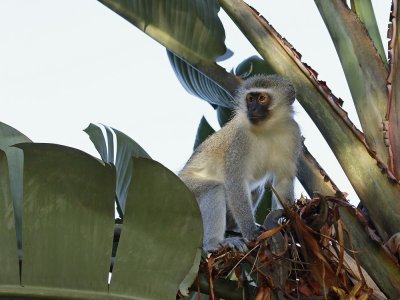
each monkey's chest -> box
[247,135,291,182]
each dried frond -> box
[195,195,387,299]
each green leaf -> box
[220,0,400,240]
[16,143,115,293]
[216,105,235,127]
[194,117,216,151]
[109,158,203,299]
[84,123,151,215]
[0,122,32,253]
[234,55,275,78]
[97,0,227,62]
[0,150,20,286]
[84,123,109,161]
[315,0,389,166]
[167,50,235,107]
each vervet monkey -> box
[179,75,301,252]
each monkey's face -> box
[245,92,271,125]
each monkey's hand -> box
[203,237,248,253]
[222,226,263,253]
[220,237,249,253]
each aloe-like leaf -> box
[84,123,151,215]
[0,122,32,253]
[315,0,389,166]
[0,150,20,286]
[16,143,115,294]
[167,50,235,107]
[350,0,388,69]
[298,143,344,198]
[339,207,400,298]
[109,158,203,299]
[97,0,226,62]
[387,3,400,179]
[219,0,400,241]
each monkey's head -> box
[236,74,296,126]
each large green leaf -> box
[17,143,115,294]
[315,0,389,166]
[97,0,226,62]
[167,50,235,107]
[0,150,19,286]
[109,158,202,299]
[219,0,400,240]
[85,123,151,215]
[0,122,32,253]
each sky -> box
[0,0,392,204]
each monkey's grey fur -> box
[179,74,301,252]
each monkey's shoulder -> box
[179,120,246,181]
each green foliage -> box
[0,123,202,299]
[84,123,151,216]
[0,121,32,253]
[0,151,19,285]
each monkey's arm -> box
[224,138,260,240]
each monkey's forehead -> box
[243,88,273,94]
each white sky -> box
[0,0,391,204]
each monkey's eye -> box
[258,93,270,104]
[246,94,254,103]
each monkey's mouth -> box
[248,113,269,124]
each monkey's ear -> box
[288,96,296,105]
[288,86,296,105]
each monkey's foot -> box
[220,237,249,253]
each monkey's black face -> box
[245,92,271,124]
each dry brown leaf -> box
[384,232,400,261]
[336,219,345,276]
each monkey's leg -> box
[197,184,227,252]
[271,176,295,210]
[179,176,227,252]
